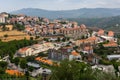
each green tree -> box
[0,61,8,68]
[50,60,94,80]
[62,38,66,42]
[57,37,61,42]
[14,24,25,31]
[4,34,8,39]
[30,37,33,40]
[50,60,118,80]
[20,59,27,69]
[11,57,20,66]
[28,66,34,72]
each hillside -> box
[68,16,120,33]
[0,30,34,42]
[11,8,120,19]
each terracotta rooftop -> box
[6,69,24,76]
[98,29,104,36]
[87,37,97,41]
[103,42,118,47]
[71,50,80,56]
[76,37,97,43]
[35,57,53,65]
[108,31,114,37]
[18,47,29,53]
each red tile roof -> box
[108,31,114,37]
[71,51,80,56]
[35,57,53,65]
[6,69,24,76]
[98,29,104,36]
[18,47,29,53]
[103,42,118,47]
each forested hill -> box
[68,16,120,32]
[11,8,120,19]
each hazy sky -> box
[0,0,120,12]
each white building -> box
[107,55,120,60]
[100,36,117,42]
[69,50,81,61]
[16,43,55,57]
[0,16,5,23]
[17,47,34,57]
[92,65,115,73]
[27,62,40,69]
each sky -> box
[0,0,120,12]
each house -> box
[60,24,88,39]
[82,46,93,54]
[17,47,34,57]
[48,49,69,61]
[107,55,120,60]
[6,69,24,76]
[48,47,82,61]
[32,44,43,54]
[75,37,98,46]
[97,29,104,36]
[0,16,5,23]
[69,50,81,61]
[16,43,55,57]
[48,46,73,61]
[100,36,117,42]
[84,54,99,65]
[35,57,53,65]
[103,41,118,47]
[31,68,51,77]
[1,12,9,18]
[27,62,40,69]
[108,31,114,37]
[96,29,117,42]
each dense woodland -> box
[0,39,37,58]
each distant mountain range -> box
[11,8,120,19]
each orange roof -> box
[25,27,33,31]
[76,37,97,43]
[108,31,114,37]
[6,70,24,76]
[87,37,97,41]
[48,23,54,27]
[103,42,118,47]
[98,29,104,35]
[71,51,80,56]
[35,57,53,65]
[19,47,29,53]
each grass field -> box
[0,30,34,42]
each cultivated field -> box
[0,30,34,42]
[0,30,26,36]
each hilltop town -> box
[0,12,120,80]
